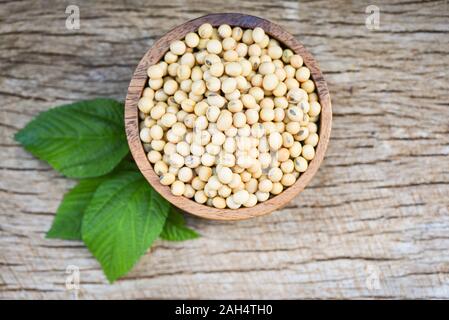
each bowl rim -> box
[125,13,332,221]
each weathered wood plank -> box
[1,0,449,299]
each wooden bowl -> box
[125,13,332,221]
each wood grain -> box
[1,0,449,299]
[125,13,332,220]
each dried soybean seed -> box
[212,197,226,209]
[178,167,193,182]
[255,191,269,202]
[268,167,283,182]
[302,144,315,160]
[296,67,311,82]
[198,23,213,39]
[252,27,265,43]
[309,101,322,117]
[301,79,315,93]
[171,180,185,196]
[194,190,208,203]
[290,54,303,68]
[281,173,296,187]
[185,32,200,48]
[243,194,258,207]
[160,173,176,186]
[305,133,319,147]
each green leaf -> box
[46,177,106,240]
[14,98,128,178]
[45,158,135,240]
[115,156,138,172]
[160,208,200,241]
[82,171,170,283]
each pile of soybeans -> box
[138,23,321,209]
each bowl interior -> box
[125,13,332,220]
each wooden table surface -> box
[1,0,448,299]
